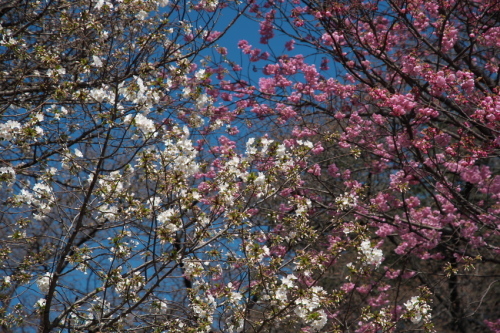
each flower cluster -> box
[358,240,384,268]
[36,273,53,294]
[404,296,432,324]
[1,0,499,332]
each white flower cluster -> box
[223,156,247,180]
[98,170,124,197]
[359,240,384,267]
[0,120,22,141]
[245,137,280,160]
[123,113,156,136]
[157,208,180,234]
[136,10,148,20]
[245,243,269,263]
[259,274,326,332]
[245,138,257,156]
[296,139,314,148]
[47,67,66,78]
[295,198,312,216]
[217,180,239,206]
[196,93,211,109]
[121,76,160,111]
[191,292,216,321]
[37,272,53,294]
[163,126,199,177]
[0,28,17,46]
[94,0,113,10]
[92,55,103,67]
[115,271,144,296]
[182,258,204,278]
[181,71,212,110]
[281,274,297,288]
[404,296,431,324]
[189,113,205,127]
[2,276,11,287]
[35,298,46,309]
[208,118,224,131]
[266,274,298,305]
[229,291,243,303]
[335,192,358,210]
[47,104,68,120]
[294,286,328,331]
[97,204,119,222]
[73,148,83,158]
[15,182,55,220]
[89,84,115,103]
[199,0,218,11]
[276,143,286,157]
[253,172,266,187]
[274,285,288,303]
